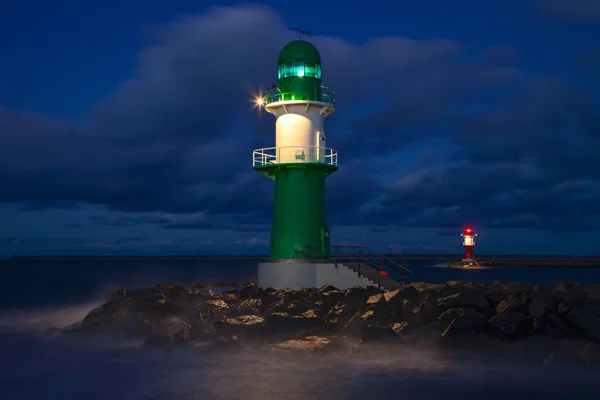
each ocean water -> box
[1,257,600,399]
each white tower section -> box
[265,100,334,164]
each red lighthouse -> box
[461,226,477,262]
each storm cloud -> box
[1,3,599,254]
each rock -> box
[239,282,262,300]
[206,299,229,309]
[221,290,239,303]
[439,309,489,343]
[266,312,328,335]
[213,315,266,336]
[400,299,427,327]
[384,286,420,311]
[533,314,576,339]
[383,290,410,323]
[325,301,363,328]
[566,306,600,341]
[151,315,190,339]
[420,291,441,323]
[439,308,465,323]
[264,336,345,353]
[232,299,262,315]
[314,290,345,311]
[490,311,534,341]
[366,293,385,306]
[342,302,390,337]
[318,284,339,294]
[484,293,507,308]
[549,280,569,294]
[391,321,408,333]
[496,294,528,314]
[192,308,228,340]
[437,290,489,310]
[528,298,548,318]
[527,284,557,312]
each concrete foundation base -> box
[258,262,376,290]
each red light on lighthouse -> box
[461,226,477,262]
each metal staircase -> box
[343,262,405,291]
[299,245,412,291]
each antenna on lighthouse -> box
[289,25,311,40]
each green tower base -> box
[253,162,337,261]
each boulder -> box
[384,286,420,311]
[263,335,345,353]
[566,306,600,341]
[527,284,557,312]
[437,290,489,310]
[533,314,577,339]
[400,299,427,327]
[266,312,328,335]
[438,308,465,323]
[490,311,534,341]
[231,298,262,315]
[314,290,345,312]
[150,315,190,339]
[239,282,262,299]
[342,301,391,337]
[439,309,489,343]
[325,301,364,328]
[528,298,548,318]
[318,284,339,294]
[213,315,266,336]
[344,287,371,304]
[495,294,529,314]
[420,291,441,322]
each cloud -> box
[1,3,599,242]
[536,0,600,22]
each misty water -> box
[1,257,600,399]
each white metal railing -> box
[252,146,338,167]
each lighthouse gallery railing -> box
[252,146,338,167]
[264,85,335,106]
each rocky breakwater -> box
[74,280,600,362]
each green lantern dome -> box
[278,40,321,64]
[276,40,323,102]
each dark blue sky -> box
[1,0,599,257]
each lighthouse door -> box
[317,131,326,162]
[321,226,331,257]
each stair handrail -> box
[325,245,412,275]
[300,244,412,280]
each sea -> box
[1,257,600,400]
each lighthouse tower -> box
[252,34,349,290]
[461,226,477,262]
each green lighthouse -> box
[253,38,337,266]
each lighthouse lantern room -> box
[461,226,477,262]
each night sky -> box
[1,0,599,257]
